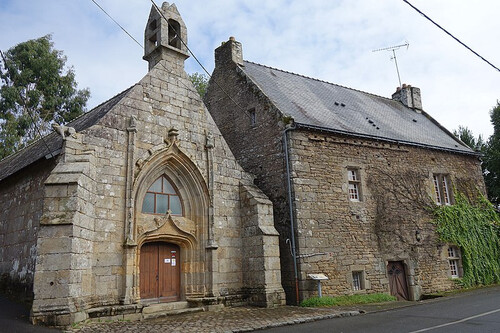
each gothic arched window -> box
[142,175,182,215]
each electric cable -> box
[149,0,251,119]
[403,0,500,72]
[89,1,198,94]
[90,0,143,49]
[90,0,250,119]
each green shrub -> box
[300,293,396,307]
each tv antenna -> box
[373,41,409,88]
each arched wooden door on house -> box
[140,242,180,301]
[387,261,409,300]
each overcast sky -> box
[1,0,498,139]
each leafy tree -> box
[453,125,486,152]
[484,102,500,207]
[0,35,90,159]
[188,72,208,98]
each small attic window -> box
[168,19,181,49]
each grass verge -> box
[300,293,396,307]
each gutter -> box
[283,122,299,305]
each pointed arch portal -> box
[121,141,210,304]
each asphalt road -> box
[259,285,500,333]
[0,295,59,333]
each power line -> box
[89,1,199,95]
[90,0,251,119]
[403,0,500,73]
[90,0,142,49]
[149,0,251,119]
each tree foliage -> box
[0,35,90,159]
[188,72,208,98]
[483,101,500,206]
[453,125,486,152]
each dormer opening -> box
[168,19,181,49]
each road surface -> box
[259,285,500,332]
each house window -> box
[348,169,361,201]
[352,271,364,291]
[142,175,182,215]
[249,108,256,126]
[433,174,452,205]
[447,246,461,278]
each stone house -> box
[204,38,485,304]
[0,3,284,326]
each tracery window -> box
[142,175,182,215]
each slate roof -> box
[0,86,134,182]
[240,61,474,155]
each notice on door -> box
[171,258,176,266]
[164,258,171,264]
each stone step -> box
[142,301,204,320]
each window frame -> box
[352,271,364,291]
[348,168,362,202]
[141,175,183,216]
[248,108,256,127]
[433,174,452,205]
[447,246,462,278]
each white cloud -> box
[0,0,498,139]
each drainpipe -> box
[283,122,299,305]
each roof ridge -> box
[67,84,137,126]
[243,60,396,103]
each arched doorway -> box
[387,261,409,300]
[140,242,181,301]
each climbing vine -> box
[432,193,500,287]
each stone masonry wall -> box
[205,40,295,302]
[204,40,485,303]
[240,183,285,307]
[0,157,57,297]
[289,130,485,300]
[32,136,98,326]
[86,57,281,303]
[32,52,284,325]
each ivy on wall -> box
[432,193,500,287]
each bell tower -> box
[143,2,189,71]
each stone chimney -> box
[215,37,244,67]
[392,84,423,112]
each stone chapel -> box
[0,1,490,328]
[0,3,284,326]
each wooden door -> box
[140,242,180,301]
[387,261,409,301]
